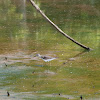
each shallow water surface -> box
[0,0,100,99]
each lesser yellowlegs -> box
[36,54,56,62]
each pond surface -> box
[0,0,100,99]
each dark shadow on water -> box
[74,50,89,58]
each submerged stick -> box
[29,0,91,50]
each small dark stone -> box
[58,93,61,95]
[7,91,10,96]
[80,95,83,100]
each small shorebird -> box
[36,54,56,62]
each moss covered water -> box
[0,0,100,99]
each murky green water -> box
[0,0,100,99]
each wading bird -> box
[36,54,56,62]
